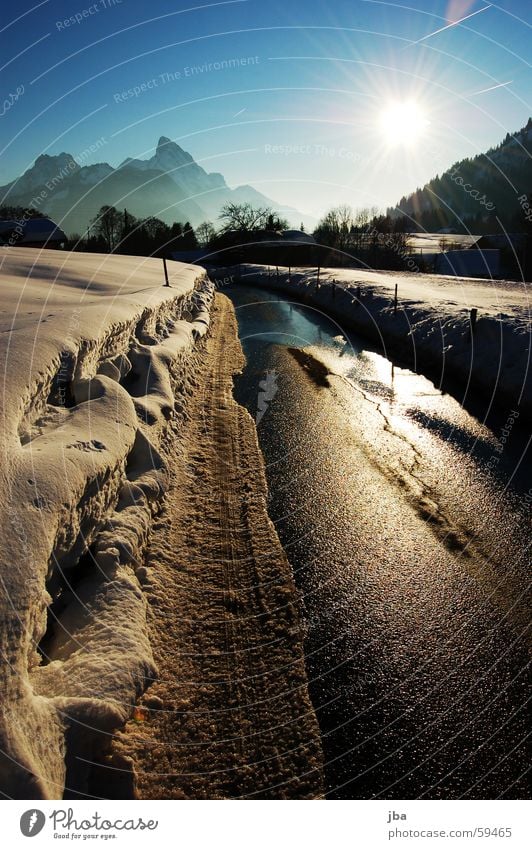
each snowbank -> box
[237,265,532,418]
[0,248,213,798]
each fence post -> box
[163,257,170,287]
[394,283,398,315]
[288,265,291,284]
[276,265,279,282]
[470,308,478,335]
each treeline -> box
[312,204,419,270]
[70,205,200,255]
[313,200,532,277]
[71,202,288,256]
[407,198,531,235]
[0,200,427,271]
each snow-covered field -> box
[0,248,213,798]
[238,265,532,417]
[406,233,480,252]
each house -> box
[435,248,500,278]
[0,217,67,248]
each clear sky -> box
[1,0,531,221]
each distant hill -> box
[390,118,532,232]
[0,136,312,236]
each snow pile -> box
[0,248,213,798]
[238,265,532,417]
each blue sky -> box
[1,0,531,221]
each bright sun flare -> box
[379,100,429,147]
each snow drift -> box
[0,248,213,798]
[237,265,532,418]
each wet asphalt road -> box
[227,285,530,800]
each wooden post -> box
[317,266,320,285]
[288,266,291,284]
[356,284,361,300]
[470,308,478,335]
[276,265,279,281]
[394,283,398,315]
[163,257,170,287]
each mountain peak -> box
[34,152,78,169]
[155,136,193,166]
[157,136,180,151]
[9,152,79,195]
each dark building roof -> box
[169,249,208,263]
[0,217,67,246]
[281,229,316,244]
[476,233,526,249]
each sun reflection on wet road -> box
[227,285,531,800]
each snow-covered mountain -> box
[120,136,226,193]
[0,136,312,236]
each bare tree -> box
[140,216,170,241]
[90,205,122,252]
[218,202,273,232]
[314,204,354,250]
[196,221,217,246]
[352,208,368,229]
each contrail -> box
[405,4,491,47]
[233,108,246,117]
[469,80,513,96]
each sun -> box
[378,100,429,147]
